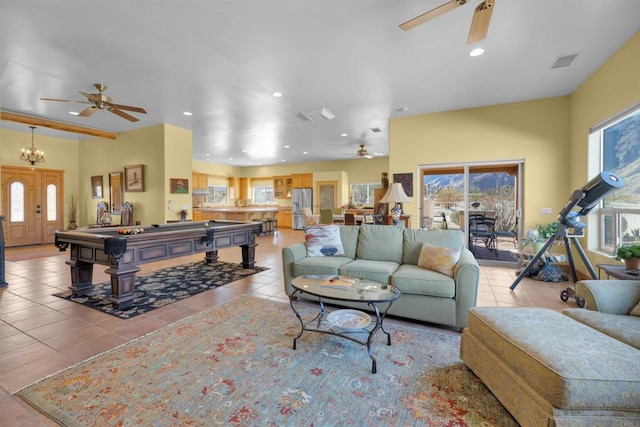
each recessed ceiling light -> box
[284,145,290,149]
[281,159,286,162]
[241,149,247,153]
[341,133,348,137]
[469,48,484,57]
[183,111,193,116]
[271,92,282,97]
[205,153,211,157]
[303,151,308,154]
[69,111,79,116]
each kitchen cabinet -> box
[192,173,208,190]
[274,176,293,199]
[276,210,292,228]
[192,209,203,222]
[291,173,312,188]
[238,177,248,199]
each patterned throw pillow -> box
[631,302,640,316]
[305,225,345,257]
[417,243,461,277]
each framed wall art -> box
[91,175,103,199]
[393,173,413,197]
[170,178,189,194]
[124,164,144,192]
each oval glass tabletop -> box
[291,275,400,303]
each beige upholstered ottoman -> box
[460,307,640,426]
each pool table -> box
[54,220,262,309]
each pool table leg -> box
[66,259,95,296]
[105,264,140,310]
[240,243,257,269]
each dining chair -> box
[320,209,334,224]
[344,213,356,225]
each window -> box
[350,183,382,206]
[47,184,57,221]
[594,104,640,253]
[10,181,25,222]
[206,186,228,204]
[253,186,275,204]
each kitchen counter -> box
[193,206,284,222]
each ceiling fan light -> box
[469,48,484,57]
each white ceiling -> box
[1,1,639,166]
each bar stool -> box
[249,212,267,236]
[263,212,277,235]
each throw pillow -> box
[417,243,461,277]
[305,225,345,257]
[631,302,640,316]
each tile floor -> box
[0,228,579,426]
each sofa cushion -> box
[403,229,465,265]
[292,256,353,278]
[339,225,360,260]
[391,264,455,297]
[304,225,345,257]
[338,259,399,284]
[417,243,460,277]
[563,308,640,350]
[467,307,640,411]
[356,224,404,263]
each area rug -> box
[16,296,517,426]
[52,261,268,319]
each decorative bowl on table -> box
[327,309,371,332]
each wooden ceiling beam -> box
[0,110,118,140]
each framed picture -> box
[170,178,189,194]
[91,175,103,199]
[124,164,144,192]
[393,173,413,197]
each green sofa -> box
[281,225,480,329]
[460,280,640,426]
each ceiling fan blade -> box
[399,0,463,31]
[78,106,98,117]
[40,97,90,104]
[109,107,139,122]
[111,103,147,114]
[467,0,494,44]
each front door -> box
[1,166,64,247]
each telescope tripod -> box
[510,222,596,307]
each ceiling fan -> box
[399,0,495,45]
[41,83,147,122]
[349,144,382,159]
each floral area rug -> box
[52,261,268,319]
[16,296,517,426]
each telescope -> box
[558,171,624,230]
[511,171,625,305]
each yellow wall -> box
[0,127,80,225]
[163,124,193,222]
[389,96,571,229]
[569,31,640,267]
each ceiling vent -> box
[299,107,335,121]
[370,127,382,133]
[551,53,578,69]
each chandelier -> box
[20,126,45,166]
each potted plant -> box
[523,222,558,253]
[615,244,640,270]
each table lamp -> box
[379,183,411,225]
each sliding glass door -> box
[420,161,523,264]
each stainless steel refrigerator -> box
[291,188,313,230]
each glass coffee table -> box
[289,275,400,374]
